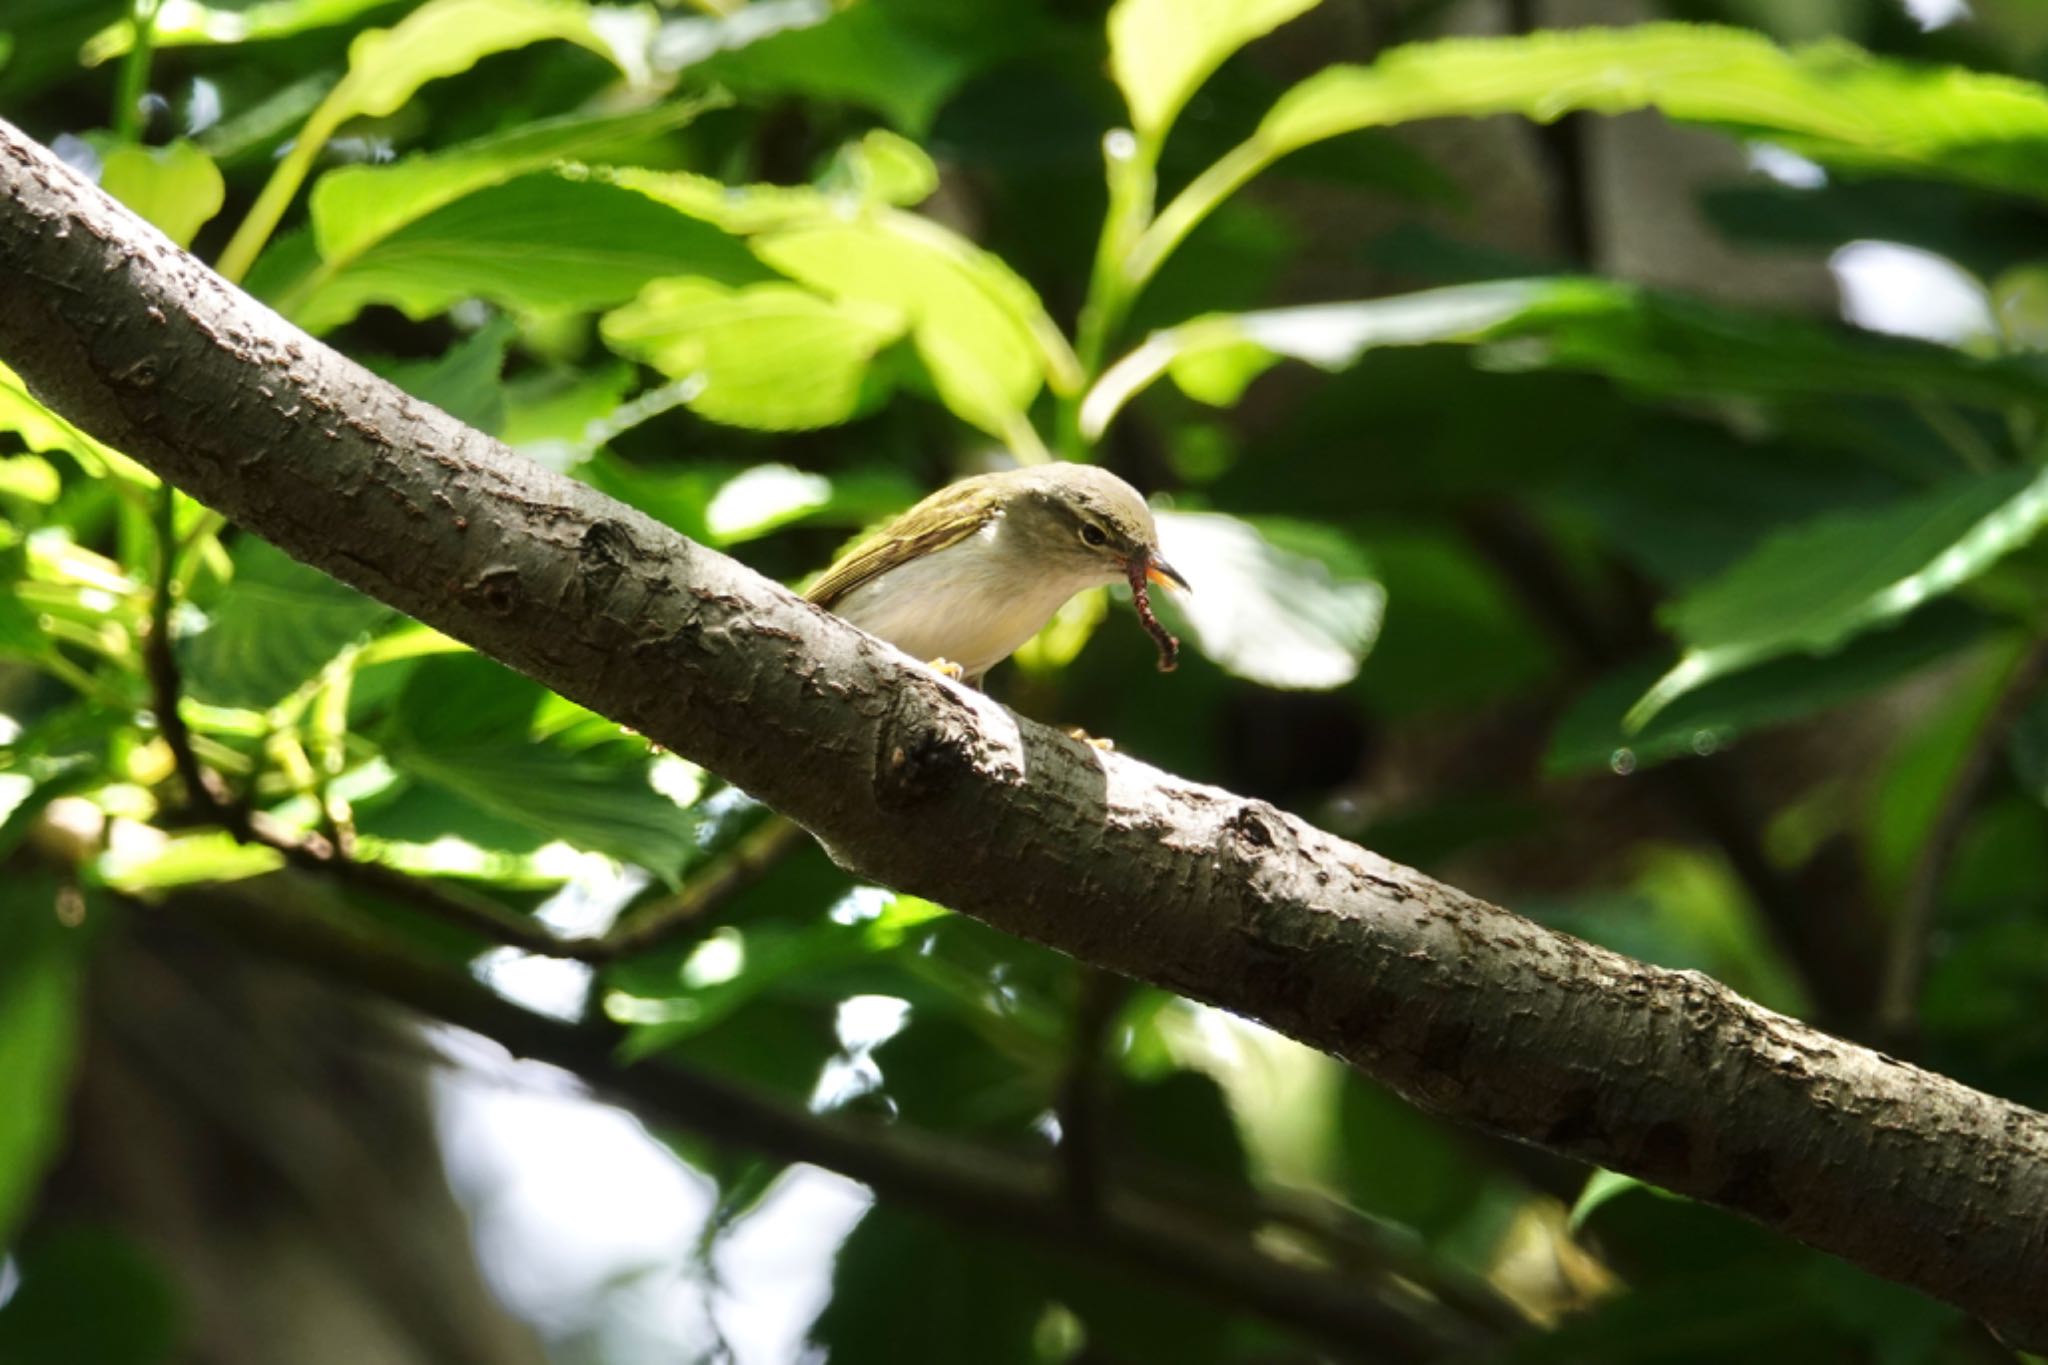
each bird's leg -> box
[1066,726,1114,752]
[925,658,965,680]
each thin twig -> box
[1878,635,2048,1048]
[161,881,1499,1361]
[593,814,805,961]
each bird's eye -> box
[1080,523,1108,548]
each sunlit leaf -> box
[260,173,773,332]
[1139,23,2048,287]
[1084,278,2048,438]
[1108,0,1320,144]
[218,0,647,281]
[1153,512,1384,690]
[601,278,906,431]
[273,96,725,321]
[0,361,152,487]
[98,140,225,247]
[97,831,287,889]
[0,456,60,504]
[83,0,399,63]
[383,654,701,884]
[604,164,1082,437]
[1630,469,2048,727]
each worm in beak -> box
[1127,552,1183,672]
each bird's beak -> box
[1143,552,1189,595]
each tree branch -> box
[7,119,2048,1348]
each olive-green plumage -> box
[806,464,1186,686]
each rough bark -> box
[4,120,2047,1346]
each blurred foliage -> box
[4,0,2048,1361]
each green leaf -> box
[1137,23,2048,289]
[1630,469,2048,727]
[382,654,701,884]
[262,173,773,333]
[1108,0,1320,145]
[83,0,399,62]
[0,1225,183,1365]
[98,140,225,248]
[1153,512,1384,690]
[1569,1169,1655,1234]
[275,96,725,321]
[600,278,906,431]
[0,455,60,504]
[0,876,86,1246]
[0,361,151,486]
[1084,278,2048,438]
[1549,604,1988,777]
[217,0,645,281]
[97,831,287,890]
[368,319,518,433]
[179,538,394,709]
[812,1206,1046,1365]
[691,0,1033,134]
[604,164,1081,438]
[326,0,628,126]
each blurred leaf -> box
[1630,468,2048,727]
[1153,511,1384,690]
[179,538,394,709]
[820,128,940,207]
[1568,1168,1658,1234]
[692,0,1034,134]
[601,278,906,431]
[98,141,224,247]
[1256,24,2048,207]
[812,1205,1045,1365]
[1339,1076,1493,1242]
[500,361,637,467]
[1549,603,1988,777]
[382,653,700,883]
[83,0,399,62]
[96,831,287,890]
[1108,0,1320,145]
[0,1225,181,1365]
[369,319,517,433]
[0,361,149,486]
[0,876,86,1247]
[1116,1069,1250,1185]
[701,464,919,546]
[259,173,775,332]
[1084,278,2048,439]
[319,0,627,127]
[0,455,60,504]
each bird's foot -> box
[1066,726,1115,752]
[925,657,966,680]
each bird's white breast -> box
[832,518,1111,681]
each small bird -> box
[806,463,1189,688]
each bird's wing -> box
[803,478,999,609]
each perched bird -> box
[806,463,1189,688]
